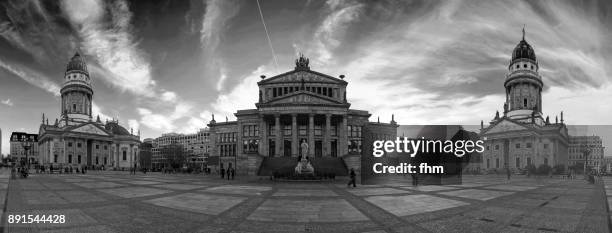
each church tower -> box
[60,52,93,124]
[504,28,543,124]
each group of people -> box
[220,167,235,180]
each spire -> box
[391,114,396,124]
[522,24,525,41]
[377,116,380,123]
[42,113,45,124]
[480,120,484,129]
[561,111,564,123]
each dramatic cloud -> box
[1,99,13,107]
[61,0,156,96]
[0,58,61,96]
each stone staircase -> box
[257,156,348,176]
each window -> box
[68,154,73,163]
[68,142,73,147]
[123,151,127,160]
[104,157,107,165]
[527,157,531,165]
[96,144,99,149]
[495,145,500,150]
[523,99,527,107]
[78,155,81,164]
[283,125,291,136]
[314,125,322,136]
[543,144,548,149]
[526,143,532,148]
[298,125,307,136]
[54,154,58,163]
[96,156,99,165]
[486,159,490,169]
[330,125,337,136]
[496,158,499,168]
[515,143,520,149]
[243,139,259,153]
[348,139,362,153]
[486,145,490,150]
[77,143,82,148]
[104,145,108,150]
[544,158,548,165]
[73,104,76,112]
[524,64,527,68]
[516,157,520,168]
[349,125,362,137]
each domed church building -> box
[480,30,569,172]
[37,52,141,170]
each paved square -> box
[73,182,124,189]
[365,194,468,217]
[273,188,338,197]
[152,183,207,190]
[145,193,247,215]
[202,185,272,195]
[439,189,514,201]
[485,184,537,191]
[348,187,410,196]
[248,199,369,222]
[99,187,171,198]
[399,185,458,192]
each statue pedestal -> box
[294,158,314,175]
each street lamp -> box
[581,144,592,179]
[20,140,33,171]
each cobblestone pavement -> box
[2,170,610,233]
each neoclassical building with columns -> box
[480,31,569,172]
[37,52,141,170]
[208,55,397,176]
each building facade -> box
[9,132,39,165]
[480,31,569,172]
[140,138,153,170]
[568,136,605,172]
[207,55,398,176]
[150,128,211,169]
[37,52,140,170]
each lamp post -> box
[582,144,592,179]
[21,140,32,171]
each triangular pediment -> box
[70,123,109,136]
[259,70,346,85]
[483,119,530,135]
[264,92,343,105]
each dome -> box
[104,122,131,136]
[511,39,536,62]
[66,52,89,74]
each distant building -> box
[480,30,569,172]
[140,138,153,170]
[569,136,605,172]
[604,156,612,173]
[9,132,39,165]
[207,55,398,177]
[38,52,140,169]
[151,128,211,169]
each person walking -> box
[347,168,356,188]
[506,167,511,180]
[227,168,231,180]
[231,168,235,180]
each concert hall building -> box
[208,55,398,176]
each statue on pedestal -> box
[295,139,314,175]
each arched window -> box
[523,64,527,68]
[123,151,127,160]
[523,98,527,107]
[73,104,76,112]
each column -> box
[275,114,281,157]
[324,114,331,157]
[308,114,314,157]
[259,116,267,156]
[291,114,298,157]
[339,115,347,156]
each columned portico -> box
[258,113,344,157]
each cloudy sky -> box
[0,0,611,155]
